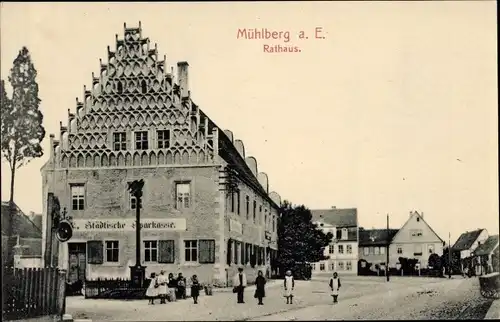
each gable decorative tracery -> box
[52,22,218,169]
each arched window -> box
[117,81,123,93]
[141,80,147,94]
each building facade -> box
[358,228,399,271]
[310,208,358,275]
[389,211,444,269]
[41,23,281,286]
[453,229,489,260]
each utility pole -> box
[128,179,145,287]
[448,232,452,279]
[386,213,390,282]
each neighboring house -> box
[473,234,499,275]
[310,207,358,275]
[389,211,444,269]
[1,201,43,268]
[452,229,489,260]
[359,228,399,270]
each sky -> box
[1,2,498,245]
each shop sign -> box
[72,218,187,232]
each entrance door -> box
[68,243,86,283]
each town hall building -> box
[41,22,281,286]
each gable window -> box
[71,185,85,210]
[347,244,352,254]
[338,245,344,254]
[144,241,158,262]
[184,240,198,262]
[410,229,423,238]
[397,245,403,254]
[135,131,149,150]
[342,228,348,240]
[105,241,119,262]
[363,247,369,255]
[157,130,170,149]
[253,200,257,223]
[329,245,335,254]
[245,195,250,219]
[113,132,127,151]
[176,182,190,209]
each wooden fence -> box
[2,267,66,321]
[84,278,148,299]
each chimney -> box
[177,61,189,98]
[421,212,424,218]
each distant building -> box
[389,211,444,269]
[358,228,399,271]
[40,23,281,285]
[1,202,43,268]
[310,207,358,275]
[453,228,489,260]
[473,234,499,275]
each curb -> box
[484,299,500,320]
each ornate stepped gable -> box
[51,22,218,169]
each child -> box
[283,270,295,304]
[191,275,200,304]
[146,272,158,304]
[329,272,341,304]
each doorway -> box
[67,242,86,284]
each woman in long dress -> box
[156,270,168,304]
[283,270,295,304]
[145,272,158,304]
[329,272,341,304]
[254,270,266,305]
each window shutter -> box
[158,240,175,263]
[227,239,232,265]
[87,240,103,264]
[241,242,246,265]
[250,245,257,267]
[199,239,215,264]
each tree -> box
[276,201,333,275]
[441,246,461,275]
[1,47,46,266]
[428,253,441,270]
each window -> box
[330,262,335,271]
[113,132,127,151]
[338,245,344,254]
[338,261,344,270]
[342,228,348,240]
[410,229,423,237]
[259,205,262,224]
[199,239,215,264]
[363,247,370,255]
[230,193,235,213]
[320,263,325,271]
[135,131,149,150]
[264,212,268,229]
[311,263,316,271]
[329,245,335,254]
[184,240,198,262]
[414,244,423,256]
[237,191,241,215]
[346,261,352,271]
[428,244,434,254]
[380,246,385,255]
[272,216,276,232]
[245,195,250,219]
[144,241,158,262]
[71,185,85,210]
[176,182,190,209]
[374,247,380,255]
[253,200,257,223]
[397,246,403,254]
[105,241,119,262]
[347,244,352,254]
[157,130,170,149]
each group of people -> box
[232,267,342,305]
[146,268,343,306]
[146,271,201,304]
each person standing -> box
[177,273,186,299]
[156,270,168,304]
[283,270,295,304]
[329,272,341,304]
[254,270,266,305]
[233,267,247,304]
[145,272,158,305]
[167,273,177,302]
[190,275,201,304]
